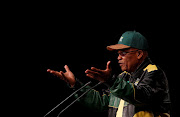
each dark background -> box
[8,3,178,117]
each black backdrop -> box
[11,5,178,117]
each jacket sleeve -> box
[110,68,168,105]
[109,73,136,104]
[73,79,109,112]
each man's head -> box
[107,31,149,72]
[117,48,148,72]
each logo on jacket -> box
[134,78,140,86]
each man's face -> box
[117,48,139,72]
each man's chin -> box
[120,66,127,72]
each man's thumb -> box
[64,65,70,72]
[106,61,111,70]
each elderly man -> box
[47,31,171,117]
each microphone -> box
[43,81,92,117]
[57,81,103,117]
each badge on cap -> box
[120,37,123,42]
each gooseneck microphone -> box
[44,81,102,117]
[57,81,103,117]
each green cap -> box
[107,31,149,50]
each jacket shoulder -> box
[143,64,158,73]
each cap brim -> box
[107,44,130,51]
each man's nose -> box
[117,54,123,60]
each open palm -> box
[47,65,76,87]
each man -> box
[47,31,171,117]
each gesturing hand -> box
[85,61,112,82]
[47,65,76,87]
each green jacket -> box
[74,58,171,117]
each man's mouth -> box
[118,62,123,66]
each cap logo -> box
[119,37,123,42]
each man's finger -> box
[85,69,101,80]
[106,61,111,70]
[47,69,54,73]
[64,65,70,72]
[47,69,57,74]
[86,73,95,79]
[91,67,103,73]
[85,69,101,75]
[47,69,63,78]
[47,69,51,72]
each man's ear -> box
[137,50,144,59]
